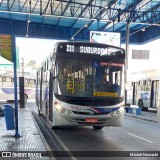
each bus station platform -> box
[0,101,158,159]
[124,107,157,123]
[0,102,53,160]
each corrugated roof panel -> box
[73,19,90,29]
[130,23,149,31]
[107,22,126,32]
[29,15,42,23]
[62,3,81,17]
[137,0,160,11]
[88,20,106,30]
[58,18,76,27]
[0,13,10,19]
[0,0,8,10]
[11,14,28,21]
[43,17,60,25]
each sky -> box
[0,37,58,67]
[16,37,60,66]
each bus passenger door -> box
[132,82,138,105]
[48,72,53,122]
[40,67,43,113]
[150,80,159,108]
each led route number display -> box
[66,45,108,55]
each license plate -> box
[86,118,98,123]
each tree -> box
[27,60,37,69]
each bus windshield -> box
[55,58,124,99]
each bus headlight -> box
[61,108,66,114]
[55,104,62,111]
[55,103,67,114]
[67,110,72,116]
[111,112,115,116]
[119,107,124,113]
[116,110,120,114]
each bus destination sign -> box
[66,45,105,55]
[58,43,124,57]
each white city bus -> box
[0,74,35,102]
[36,41,125,129]
[127,70,160,111]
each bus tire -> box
[38,109,41,116]
[143,107,148,111]
[138,100,148,111]
[93,126,104,130]
[52,126,58,129]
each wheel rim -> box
[138,100,143,108]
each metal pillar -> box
[21,58,24,77]
[125,22,130,105]
[19,77,25,108]
[12,35,21,138]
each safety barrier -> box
[125,105,141,115]
[3,104,15,130]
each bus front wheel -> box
[52,126,58,129]
[93,126,104,130]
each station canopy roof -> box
[0,0,160,44]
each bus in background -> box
[36,41,125,129]
[0,74,35,102]
[127,70,160,111]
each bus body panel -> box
[0,88,35,101]
[127,78,160,110]
[136,91,150,108]
[50,96,124,126]
[52,108,124,126]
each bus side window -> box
[2,77,6,82]
[146,80,151,91]
[3,76,12,87]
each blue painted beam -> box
[0,18,159,44]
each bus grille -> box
[72,111,110,115]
